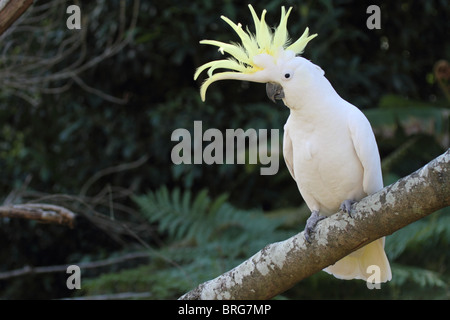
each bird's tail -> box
[323,237,392,283]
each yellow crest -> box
[194,5,317,101]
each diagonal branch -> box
[179,149,450,300]
[0,0,33,36]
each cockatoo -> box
[194,5,391,283]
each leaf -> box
[364,96,450,147]
[391,264,447,288]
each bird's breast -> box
[303,140,316,161]
[289,124,365,213]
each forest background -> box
[0,0,449,299]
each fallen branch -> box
[179,149,450,300]
[0,203,76,228]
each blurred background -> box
[0,0,449,299]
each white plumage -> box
[281,57,391,282]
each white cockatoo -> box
[194,5,391,283]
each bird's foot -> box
[339,199,356,217]
[304,210,326,243]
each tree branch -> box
[0,0,33,36]
[179,149,450,300]
[0,203,76,228]
[0,0,141,106]
[0,251,150,280]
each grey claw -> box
[339,199,356,217]
[304,225,313,244]
[304,210,326,243]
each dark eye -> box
[284,73,291,79]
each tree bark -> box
[179,149,450,300]
[0,203,76,228]
[0,0,33,36]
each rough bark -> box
[179,149,450,300]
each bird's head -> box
[194,5,319,106]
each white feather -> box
[281,57,391,282]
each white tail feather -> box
[323,237,392,283]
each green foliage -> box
[134,186,289,254]
[385,209,450,298]
[386,209,450,261]
[80,264,190,299]
[392,264,447,289]
[365,94,450,154]
[81,187,290,298]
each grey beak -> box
[266,82,285,103]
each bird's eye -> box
[283,71,293,81]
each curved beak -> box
[266,82,284,103]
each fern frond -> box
[391,263,448,288]
[133,186,287,251]
[386,208,450,260]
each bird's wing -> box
[347,107,384,195]
[283,125,296,180]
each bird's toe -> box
[339,199,356,217]
[304,210,326,243]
